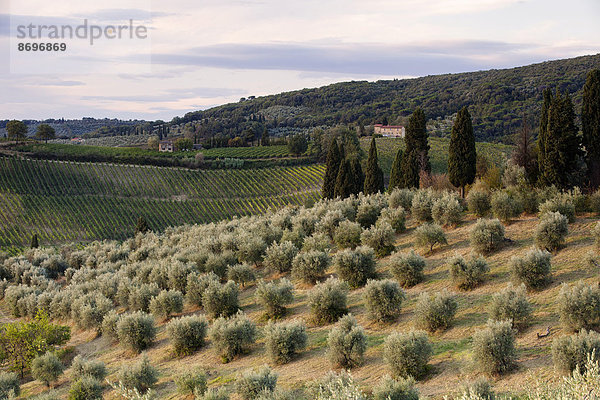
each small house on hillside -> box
[159,139,174,152]
[374,124,405,138]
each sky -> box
[0,0,599,121]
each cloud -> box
[69,8,167,23]
[149,40,564,76]
[80,87,246,103]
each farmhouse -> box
[374,124,405,138]
[159,139,174,152]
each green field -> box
[360,137,513,176]
[200,145,291,159]
[0,157,324,250]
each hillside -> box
[0,157,324,251]
[174,54,600,143]
[4,189,599,400]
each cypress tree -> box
[388,148,404,190]
[583,69,600,189]
[322,138,342,199]
[261,127,269,146]
[364,138,384,194]
[537,89,553,186]
[30,234,39,249]
[136,216,150,234]
[404,108,430,173]
[334,159,353,199]
[448,107,477,197]
[400,148,420,189]
[541,91,581,189]
[348,156,365,195]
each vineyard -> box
[0,157,325,251]
[201,145,291,159]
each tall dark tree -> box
[537,89,553,186]
[35,124,55,143]
[400,148,420,189]
[364,138,384,194]
[30,234,39,249]
[540,91,581,189]
[322,138,342,199]
[348,156,364,195]
[288,134,308,155]
[334,159,353,199]
[404,108,430,174]
[6,120,27,142]
[388,148,403,190]
[136,217,150,234]
[512,114,537,184]
[261,126,269,146]
[582,69,600,189]
[448,107,477,197]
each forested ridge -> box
[175,54,600,143]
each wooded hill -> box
[174,54,600,143]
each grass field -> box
[360,137,513,176]
[0,157,324,251]
[11,207,600,400]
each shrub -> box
[327,314,367,368]
[552,329,600,375]
[117,354,158,394]
[411,189,435,223]
[31,352,64,387]
[361,222,396,257]
[71,355,107,381]
[432,194,463,227]
[235,366,278,400]
[208,311,257,363]
[488,283,532,330]
[101,310,120,340]
[255,279,294,319]
[356,201,382,228]
[467,190,491,217]
[0,372,20,399]
[593,222,600,250]
[491,191,522,223]
[333,220,363,249]
[458,378,494,400]
[70,292,113,333]
[363,279,406,322]
[535,211,569,252]
[308,277,349,325]
[302,232,332,253]
[175,369,207,396]
[378,207,406,233]
[470,219,505,254]
[384,330,433,379]
[128,283,160,312]
[202,281,240,319]
[390,250,426,288]
[116,311,157,353]
[389,188,414,211]
[264,320,308,364]
[472,319,516,375]
[237,235,267,266]
[590,190,600,215]
[204,253,230,279]
[227,264,256,287]
[186,272,220,307]
[291,251,330,284]
[372,375,419,400]
[166,315,208,356]
[558,281,600,332]
[510,248,552,290]
[316,209,345,239]
[149,289,183,320]
[263,241,298,273]
[415,223,447,253]
[414,291,458,332]
[202,388,230,400]
[448,254,489,290]
[334,246,377,288]
[68,377,103,400]
[539,195,576,223]
[311,370,366,400]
